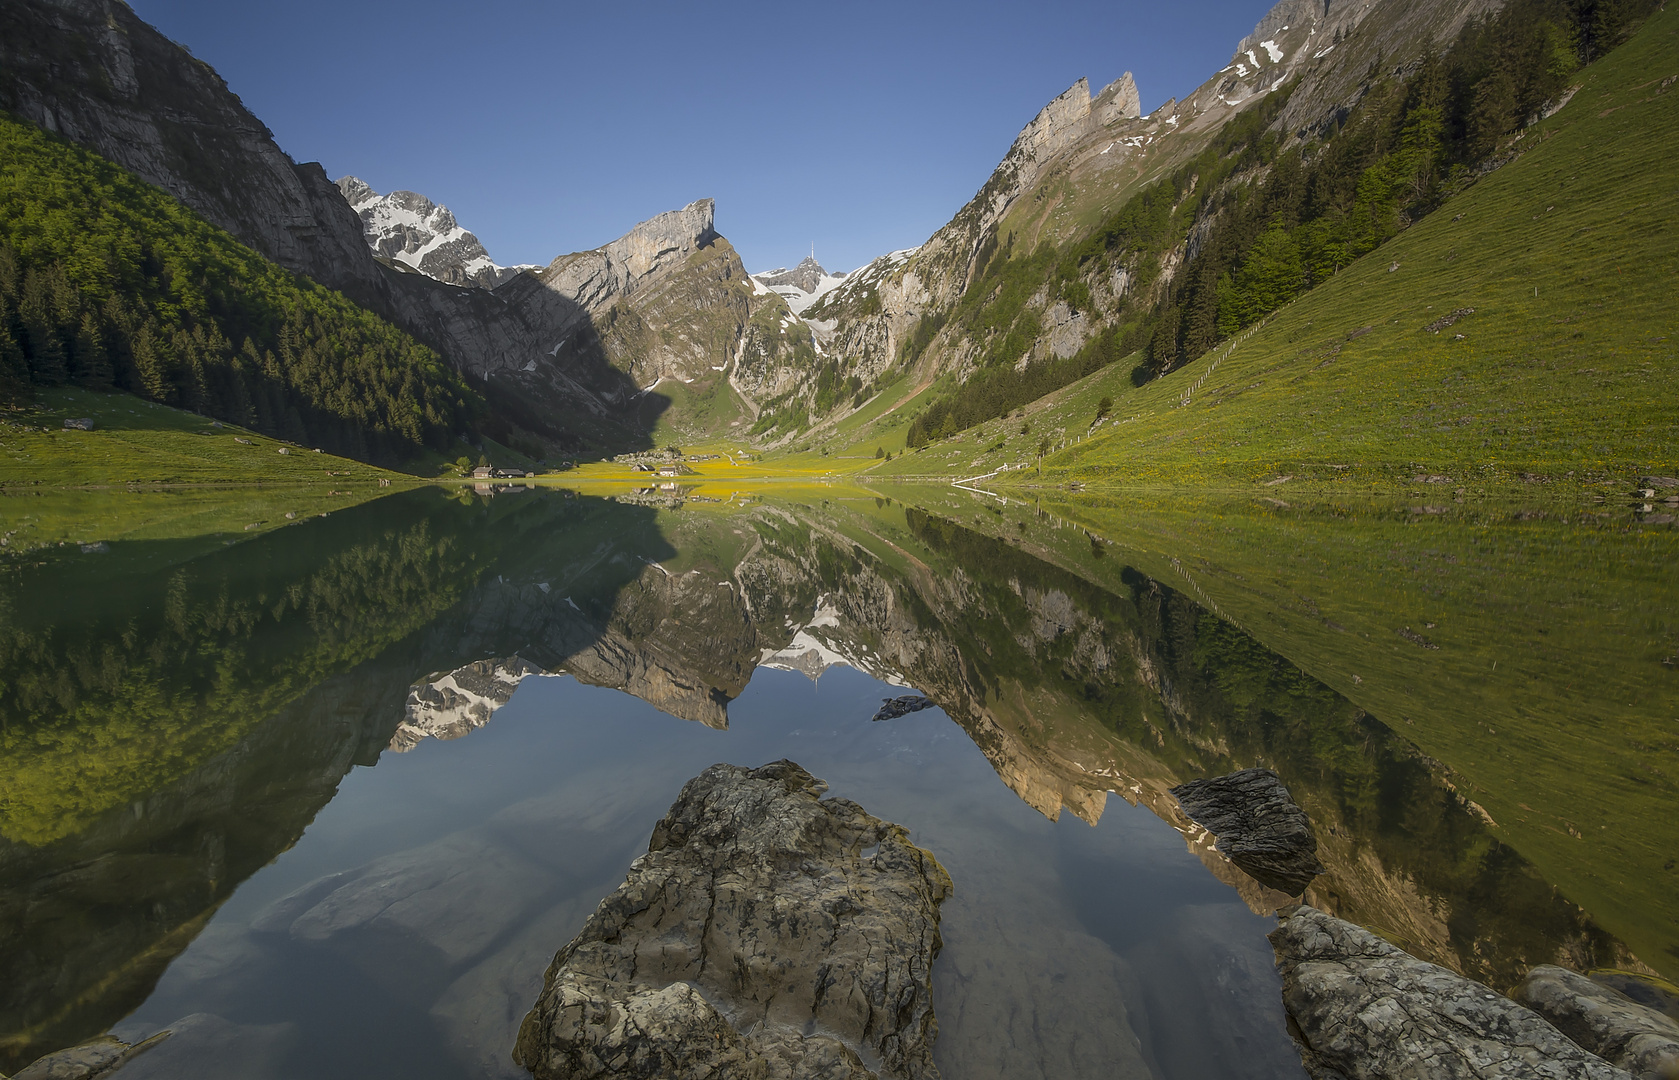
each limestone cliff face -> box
[804,0,1501,429]
[338,177,530,290]
[0,0,387,310]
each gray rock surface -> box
[1513,966,1679,1079]
[1271,906,1633,1079]
[105,1014,296,1080]
[513,760,951,1080]
[10,1033,164,1080]
[1171,768,1325,895]
[338,177,529,290]
[755,255,829,294]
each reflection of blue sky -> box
[118,665,1300,1080]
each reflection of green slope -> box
[0,483,401,562]
[0,486,670,1068]
[887,485,1678,979]
[703,494,1628,986]
[0,494,475,844]
[0,487,663,846]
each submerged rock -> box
[1513,966,1679,1079]
[9,1033,165,1080]
[513,760,951,1080]
[1271,906,1632,1079]
[1170,767,1325,895]
[872,695,935,722]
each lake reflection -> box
[1,484,1667,1079]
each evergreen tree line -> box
[0,113,481,461]
[907,0,1657,449]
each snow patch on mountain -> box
[752,254,848,315]
[337,176,536,291]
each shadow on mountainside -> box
[0,0,670,467]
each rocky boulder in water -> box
[1170,767,1325,895]
[1513,966,1679,1080]
[513,760,951,1080]
[1271,906,1633,1079]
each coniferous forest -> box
[0,113,481,462]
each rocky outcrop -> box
[1171,767,1325,895]
[513,761,951,1080]
[755,255,831,295]
[1271,906,1634,1079]
[338,177,530,290]
[8,1032,167,1080]
[1513,967,1679,1080]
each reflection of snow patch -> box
[807,596,840,628]
[391,657,541,752]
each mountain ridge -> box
[337,177,534,290]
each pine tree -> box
[131,322,176,402]
[19,269,68,385]
[73,311,112,388]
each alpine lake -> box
[2,477,1675,1080]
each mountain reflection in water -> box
[0,484,1666,1079]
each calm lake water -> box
[2,482,1673,1078]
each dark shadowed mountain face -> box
[0,1,757,456]
[2,484,1661,1078]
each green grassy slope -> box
[0,386,411,487]
[851,9,1678,492]
[1035,9,1679,491]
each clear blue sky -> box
[130,0,1274,273]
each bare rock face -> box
[1513,967,1679,1080]
[755,255,829,295]
[338,177,530,291]
[10,1032,164,1080]
[513,760,951,1080]
[1170,767,1325,895]
[1271,906,1633,1080]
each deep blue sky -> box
[130,0,1274,273]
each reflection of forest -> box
[0,488,1650,1069]
[0,488,669,1069]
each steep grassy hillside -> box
[0,113,481,463]
[851,6,1678,493]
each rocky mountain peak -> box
[336,175,529,291]
[1011,77,1095,164]
[1093,72,1142,124]
[754,254,830,294]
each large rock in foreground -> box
[1171,767,1325,895]
[513,760,951,1080]
[1513,966,1679,1080]
[1271,906,1633,1079]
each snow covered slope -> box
[752,254,849,314]
[337,176,535,290]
